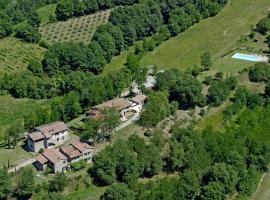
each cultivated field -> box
[0,37,45,75]
[39,10,111,44]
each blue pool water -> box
[232,53,259,62]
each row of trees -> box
[55,0,138,21]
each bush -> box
[15,23,41,43]
[249,62,270,82]
[70,160,87,171]
[144,129,152,137]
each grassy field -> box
[37,4,57,26]
[253,171,270,200]
[39,10,111,44]
[0,37,45,75]
[103,0,270,73]
[0,95,56,136]
[0,141,33,168]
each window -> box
[62,136,65,140]
[57,138,59,141]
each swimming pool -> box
[232,53,259,62]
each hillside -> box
[39,9,111,44]
[0,37,45,75]
[104,0,270,73]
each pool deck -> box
[232,53,268,62]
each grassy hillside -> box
[0,95,58,135]
[104,0,270,73]
[141,0,269,70]
[39,9,111,44]
[0,37,45,75]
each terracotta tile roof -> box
[35,121,68,138]
[43,149,67,164]
[94,98,131,111]
[131,95,147,104]
[36,154,48,164]
[28,131,44,142]
[70,140,92,153]
[60,145,82,159]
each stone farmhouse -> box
[85,95,147,121]
[27,121,69,153]
[34,140,93,173]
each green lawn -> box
[37,4,57,26]
[141,0,270,70]
[103,0,270,73]
[0,141,33,168]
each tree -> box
[27,11,41,28]
[92,147,117,185]
[80,118,101,142]
[0,12,13,39]
[207,80,233,107]
[201,51,212,70]
[170,74,205,109]
[256,16,270,35]
[126,53,140,75]
[27,60,43,75]
[48,172,68,192]
[56,0,73,21]
[15,23,41,43]
[0,169,12,199]
[6,121,24,148]
[139,92,171,127]
[18,168,35,198]
[100,108,120,140]
[94,32,116,62]
[200,182,226,200]
[83,0,99,14]
[205,163,239,194]
[101,183,135,200]
[249,62,270,82]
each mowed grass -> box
[140,0,270,70]
[37,4,57,26]
[0,37,45,75]
[0,141,33,168]
[39,10,111,44]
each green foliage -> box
[200,51,213,70]
[0,169,12,199]
[71,160,87,171]
[101,183,135,200]
[139,91,171,127]
[27,59,43,75]
[27,11,41,28]
[0,11,12,39]
[249,62,270,82]
[18,167,35,198]
[48,172,68,192]
[256,15,270,35]
[15,23,41,43]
